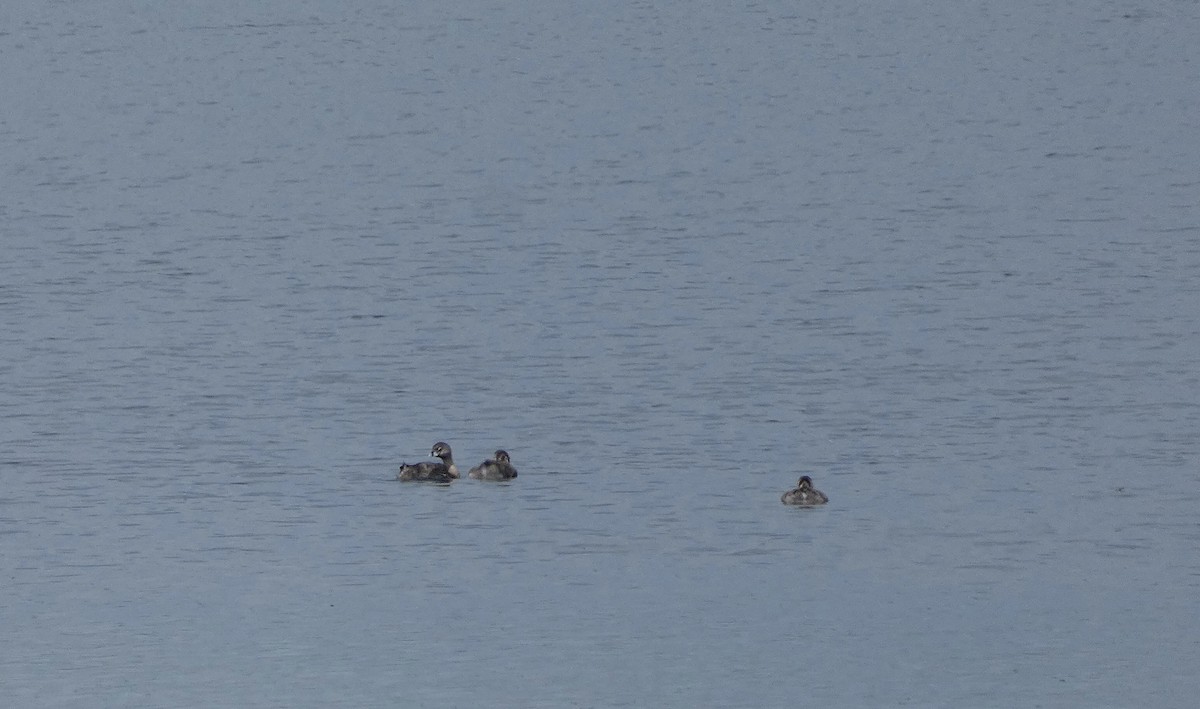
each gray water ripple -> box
[4,1,1200,707]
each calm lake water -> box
[3,1,1199,706]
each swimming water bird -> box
[397,441,459,483]
[781,475,828,506]
[468,450,518,481]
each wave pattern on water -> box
[3,1,1200,707]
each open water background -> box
[3,1,1199,706]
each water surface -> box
[3,1,1199,706]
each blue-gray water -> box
[4,2,1199,707]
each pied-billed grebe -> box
[397,441,459,483]
[781,475,828,506]
[468,450,518,481]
